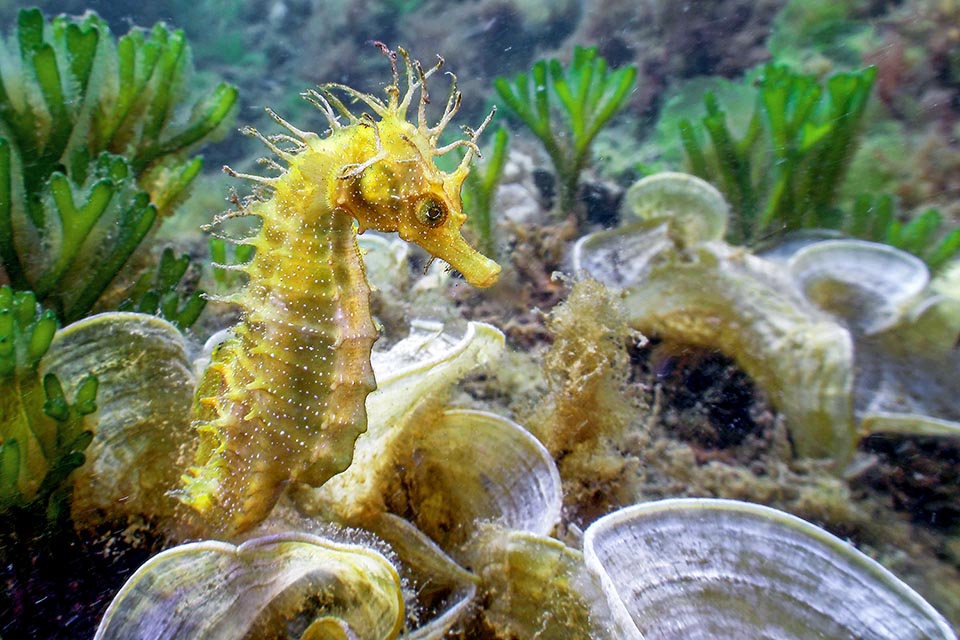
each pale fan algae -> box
[40,312,195,526]
[575,171,960,464]
[585,499,954,639]
[94,532,404,639]
[784,239,960,438]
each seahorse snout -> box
[427,233,501,288]
[461,254,501,288]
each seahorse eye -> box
[416,198,447,227]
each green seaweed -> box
[678,63,875,244]
[0,285,97,519]
[209,235,255,292]
[461,127,509,258]
[645,73,758,174]
[0,9,236,323]
[674,62,960,268]
[117,247,206,329]
[494,46,636,220]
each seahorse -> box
[178,45,501,535]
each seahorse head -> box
[316,46,501,288]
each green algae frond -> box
[495,46,636,220]
[460,126,510,258]
[0,9,236,323]
[0,285,97,518]
[678,63,876,245]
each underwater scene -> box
[1,0,960,638]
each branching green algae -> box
[460,126,509,258]
[673,63,960,267]
[495,46,636,221]
[0,286,97,518]
[0,9,236,323]
[678,63,876,245]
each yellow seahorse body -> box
[179,48,500,535]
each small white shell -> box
[788,239,930,334]
[583,499,955,640]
